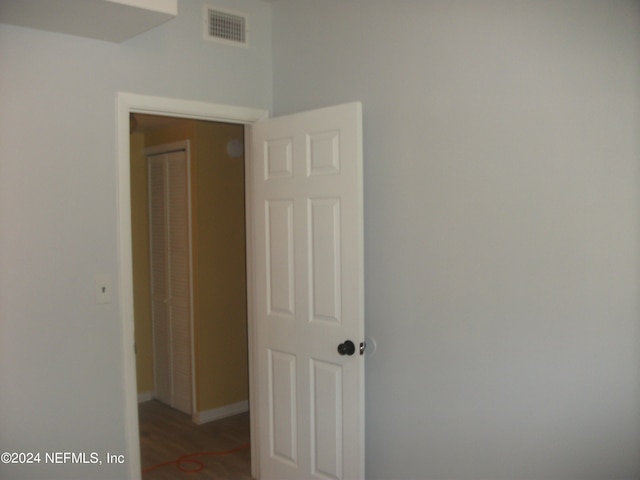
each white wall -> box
[272,1,640,479]
[3,2,639,479]
[0,1,271,479]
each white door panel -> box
[250,103,364,480]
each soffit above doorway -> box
[130,113,193,134]
[0,0,177,43]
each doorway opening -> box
[117,92,267,480]
[130,113,249,476]
[119,94,367,480]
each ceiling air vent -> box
[205,7,247,47]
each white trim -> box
[119,92,267,123]
[117,92,267,480]
[144,140,190,156]
[193,400,249,425]
[138,391,153,403]
[244,123,259,480]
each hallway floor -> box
[138,400,252,480]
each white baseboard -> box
[193,400,249,425]
[138,391,153,403]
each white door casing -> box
[117,93,268,480]
[250,103,365,480]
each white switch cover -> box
[95,274,112,304]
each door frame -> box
[116,92,268,480]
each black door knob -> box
[337,340,356,356]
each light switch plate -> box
[95,274,112,304]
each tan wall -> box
[130,131,153,395]
[130,119,248,412]
[193,121,248,410]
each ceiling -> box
[0,0,177,43]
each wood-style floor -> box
[139,400,252,480]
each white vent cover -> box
[205,6,247,46]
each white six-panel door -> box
[250,103,364,480]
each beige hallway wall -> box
[130,119,248,412]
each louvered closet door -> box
[148,150,193,415]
